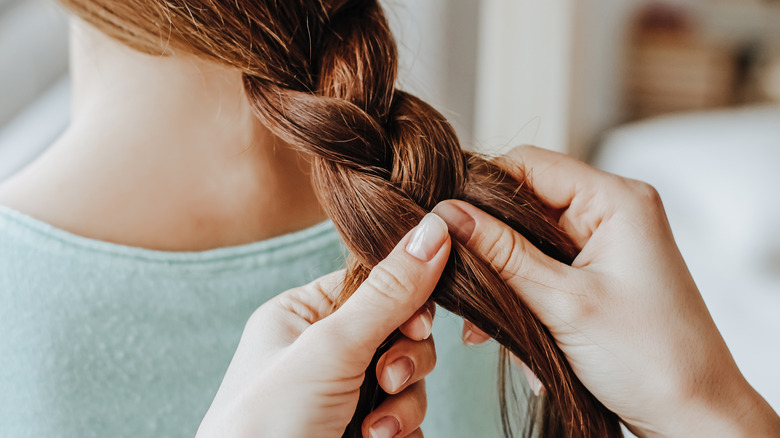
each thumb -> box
[314,213,451,363]
[432,199,574,318]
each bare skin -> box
[0,19,325,251]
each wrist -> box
[632,377,780,438]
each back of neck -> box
[0,19,326,251]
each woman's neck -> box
[0,19,326,251]
[69,19,257,159]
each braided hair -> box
[60,0,623,436]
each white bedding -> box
[594,105,780,411]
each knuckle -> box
[556,278,600,324]
[511,144,537,155]
[242,302,278,338]
[483,226,528,279]
[245,304,268,330]
[502,234,531,279]
[364,262,413,306]
[626,179,664,210]
[573,295,598,322]
[507,143,536,156]
[506,144,535,166]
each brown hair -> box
[59,0,623,436]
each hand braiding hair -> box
[60,0,623,435]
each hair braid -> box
[244,1,623,436]
[60,0,623,435]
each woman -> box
[0,0,492,436]
[3,1,776,437]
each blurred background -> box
[1,0,778,424]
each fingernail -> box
[381,357,413,393]
[432,202,475,243]
[369,416,400,438]
[521,363,544,396]
[462,326,475,345]
[405,213,448,261]
[417,306,433,340]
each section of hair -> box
[58,0,623,436]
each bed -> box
[594,105,780,412]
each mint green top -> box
[0,205,502,437]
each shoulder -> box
[0,159,159,250]
[0,164,89,239]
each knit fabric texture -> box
[0,205,500,437]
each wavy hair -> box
[59,0,623,436]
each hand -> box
[197,214,451,438]
[434,146,780,437]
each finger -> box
[433,200,576,319]
[462,320,491,346]
[271,270,346,328]
[404,428,424,438]
[502,145,612,210]
[362,381,427,438]
[315,214,451,363]
[503,145,637,247]
[398,301,436,341]
[517,360,545,396]
[376,336,436,394]
[501,146,624,247]
[461,319,544,395]
[506,355,545,396]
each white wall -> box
[473,0,575,155]
[0,0,69,128]
[567,0,780,159]
[0,0,70,182]
[385,0,576,155]
[383,0,480,145]
[568,0,647,158]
